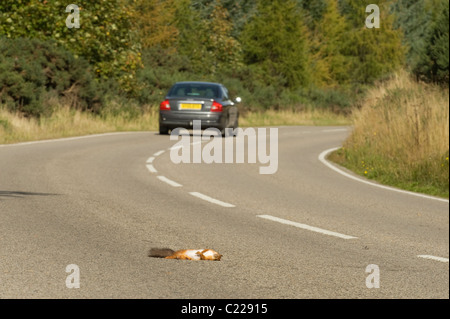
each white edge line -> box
[417,255,449,263]
[0,132,145,148]
[189,192,235,208]
[146,157,155,164]
[157,176,182,187]
[257,215,357,240]
[321,129,349,133]
[319,147,449,204]
[146,164,157,174]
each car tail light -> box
[160,100,170,111]
[211,101,223,112]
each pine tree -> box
[311,0,351,86]
[340,0,405,84]
[174,0,211,73]
[416,0,449,83]
[428,0,449,83]
[240,0,311,89]
[391,0,432,74]
[204,1,243,75]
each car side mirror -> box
[235,97,242,103]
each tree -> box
[0,0,142,93]
[171,0,243,76]
[240,0,311,89]
[391,0,432,74]
[203,1,243,75]
[174,0,209,72]
[339,0,405,84]
[310,0,352,87]
[416,0,449,83]
[132,0,178,51]
[428,0,449,83]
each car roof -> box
[174,81,223,87]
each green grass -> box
[329,148,449,198]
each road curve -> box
[0,127,448,298]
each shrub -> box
[0,37,100,117]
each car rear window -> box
[168,83,221,99]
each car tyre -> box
[159,125,169,135]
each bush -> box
[0,37,100,117]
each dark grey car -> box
[159,81,240,136]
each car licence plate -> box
[180,103,202,110]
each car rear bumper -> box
[159,111,224,129]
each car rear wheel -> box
[159,125,169,135]
[221,111,239,137]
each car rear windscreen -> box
[168,83,221,99]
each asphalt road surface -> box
[0,126,448,299]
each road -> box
[0,126,448,299]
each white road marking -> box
[153,150,165,157]
[169,145,184,151]
[146,164,157,174]
[0,132,141,148]
[417,255,449,263]
[321,128,349,133]
[319,147,449,203]
[157,176,182,187]
[189,192,235,208]
[257,215,357,240]
[146,157,155,164]
[169,140,204,151]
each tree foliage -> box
[0,0,447,118]
[391,0,449,83]
[310,0,351,87]
[241,0,311,89]
[132,0,178,51]
[339,0,405,84]
[0,0,142,92]
[0,37,98,117]
[418,0,449,83]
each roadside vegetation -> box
[330,72,449,198]
[0,0,448,197]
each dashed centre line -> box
[189,192,236,208]
[257,215,358,240]
[417,255,449,263]
[157,175,182,188]
[153,150,165,157]
[146,164,157,174]
[146,142,446,266]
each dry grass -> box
[0,104,350,144]
[330,71,449,198]
[240,108,351,127]
[0,106,159,144]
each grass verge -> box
[329,71,449,199]
[0,105,159,144]
[0,104,351,145]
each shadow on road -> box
[0,191,60,200]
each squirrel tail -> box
[148,248,175,258]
